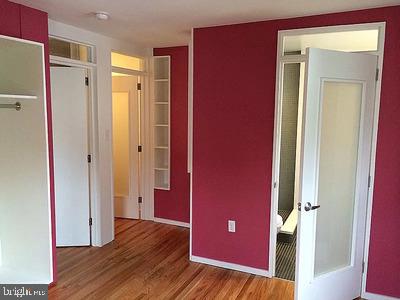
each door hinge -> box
[138,145,142,152]
[87,154,92,163]
[273,182,277,189]
[89,218,93,226]
[375,68,379,81]
[138,196,143,204]
[85,77,89,86]
[362,261,365,273]
[368,175,372,188]
[137,83,142,91]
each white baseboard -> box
[190,255,271,277]
[363,291,400,300]
[154,217,190,228]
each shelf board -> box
[154,78,169,82]
[0,94,38,100]
[155,167,168,171]
[154,186,170,191]
[155,101,168,104]
[154,124,168,127]
[154,146,168,149]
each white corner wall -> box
[48,20,152,246]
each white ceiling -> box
[11,0,400,48]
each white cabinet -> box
[0,35,52,283]
[153,56,170,190]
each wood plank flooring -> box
[49,218,294,299]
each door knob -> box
[304,202,320,212]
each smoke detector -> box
[94,12,110,21]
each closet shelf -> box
[154,146,168,149]
[154,186,169,190]
[155,124,168,127]
[154,79,169,82]
[0,94,38,100]
[155,167,168,171]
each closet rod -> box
[0,102,22,111]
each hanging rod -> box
[0,102,22,111]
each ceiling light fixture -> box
[94,12,110,21]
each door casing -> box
[269,22,386,299]
[50,55,97,246]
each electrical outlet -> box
[228,220,236,233]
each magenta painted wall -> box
[192,6,400,298]
[153,46,190,223]
[0,0,56,283]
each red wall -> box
[192,6,400,298]
[153,47,190,223]
[0,0,56,283]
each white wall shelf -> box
[153,56,171,190]
[0,94,38,100]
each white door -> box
[112,75,140,219]
[51,67,91,246]
[296,48,377,300]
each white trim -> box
[190,256,271,277]
[277,22,385,39]
[271,21,386,296]
[112,65,147,76]
[363,291,400,300]
[50,55,96,68]
[361,22,386,299]
[154,217,190,228]
[41,38,54,284]
[189,28,194,259]
[141,55,154,221]
[188,29,194,174]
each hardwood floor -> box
[49,218,294,299]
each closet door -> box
[0,36,52,283]
[51,67,90,247]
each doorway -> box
[275,61,303,281]
[111,52,145,222]
[112,73,141,219]
[270,23,385,299]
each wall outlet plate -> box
[228,220,236,232]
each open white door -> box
[51,67,91,246]
[296,48,377,300]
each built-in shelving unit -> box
[153,56,170,190]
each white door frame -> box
[110,51,154,223]
[50,55,97,246]
[111,71,140,219]
[51,45,153,244]
[269,22,386,298]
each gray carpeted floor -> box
[276,210,296,281]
